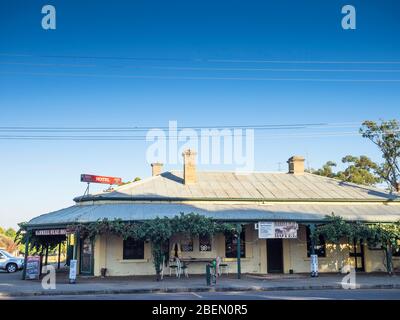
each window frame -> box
[199,234,212,252]
[225,230,246,258]
[181,237,194,252]
[122,238,145,260]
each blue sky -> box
[0,0,399,228]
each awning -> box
[26,202,400,228]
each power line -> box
[209,59,400,65]
[0,131,380,141]
[0,52,192,62]
[2,52,400,65]
[2,127,399,141]
[137,66,400,73]
[2,71,400,82]
[3,62,400,73]
[0,122,366,133]
[0,62,97,68]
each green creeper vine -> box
[313,214,400,275]
[69,213,238,280]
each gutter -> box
[74,195,400,204]
[25,217,399,231]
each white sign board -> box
[258,222,298,239]
[69,259,77,283]
[310,254,318,276]
[258,222,275,238]
[35,229,67,236]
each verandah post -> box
[73,230,80,274]
[57,242,62,269]
[309,223,318,277]
[45,244,49,266]
[386,242,393,275]
[236,223,241,279]
[309,224,316,256]
[22,231,30,280]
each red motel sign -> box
[81,174,122,185]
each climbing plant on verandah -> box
[15,222,65,255]
[70,213,238,280]
[312,214,400,275]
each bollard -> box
[211,259,217,285]
[206,264,211,286]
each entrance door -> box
[80,238,94,275]
[267,239,284,273]
[349,240,365,272]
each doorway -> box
[80,237,94,275]
[349,240,365,272]
[267,239,284,273]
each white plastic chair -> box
[216,256,229,276]
[180,259,189,278]
[169,258,179,277]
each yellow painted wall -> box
[92,224,399,276]
[283,225,400,273]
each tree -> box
[119,177,141,186]
[360,120,400,191]
[336,155,381,186]
[5,228,16,239]
[0,234,18,253]
[311,161,337,178]
[310,156,381,186]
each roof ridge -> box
[169,169,288,174]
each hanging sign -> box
[35,229,67,236]
[69,259,77,284]
[25,256,40,280]
[258,221,298,239]
[80,174,122,185]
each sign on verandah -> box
[258,221,298,239]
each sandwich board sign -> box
[310,254,319,277]
[25,256,40,280]
[69,259,77,284]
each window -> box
[306,226,326,257]
[225,231,245,258]
[181,238,193,252]
[123,238,144,260]
[199,234,212,252]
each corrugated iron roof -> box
[27,171,400,227]
[74,171,399,202]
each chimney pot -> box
[288,156,305,175]
[151,163,163,176]
[182,149,197,184]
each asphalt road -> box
[3,289,400,300]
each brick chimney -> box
[288,156,305,175]
[396,182,400,193]
[151,162,163,176]
[182,149,197,184]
